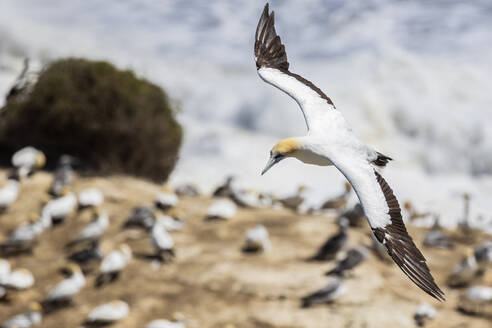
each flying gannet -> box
[255,3,444,301]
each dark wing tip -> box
[374,171,445,302]
[254,3,289,70]
[372,152,393,167]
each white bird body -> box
[11,147,45,178]
[73,213,109,243]
[0,179,19,209]
[1,304,42,328]
[254,4,443,301]
[152,219,175,252]
[7,220,44,244]
[464,286,492,301]
[42,192,77,221]
[0,259,11,285]
[87,300,129,323]
[47,266,85,301]
[243,225,271,252]
[155,215,184,232]
[146,320,185,328]
[5,268,34,289]
[78,188,104,208]
[155,192,178,209]
[100,245,131,274]
[207,199,237,220]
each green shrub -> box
[0,58,182,182]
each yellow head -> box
[262,138,300,175]
[35,152,46,169]
[28,301,42,312]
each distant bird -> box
[212,176,235,198]
[474,241,492,268]
[458,286,492,317]
[458,193,472,232]
[325,247,368,276]
[155,215,184,232]
[206,199,237,220]
[403,201,432,222]
[155,187,179,210]
[124,205,155,230]
[50,155,76,197]
[242,225,271,253]
[254,3,443,300]
[175,183,200,197]
[309,219,348,262]
[151,217,175,261]
[0,259,11,285]
[44,263,85,308]
[78,188,104,209]
[67,210,109,246]
[0,171,20,211]
[447,249,479,288]
[413,303,437,327]
[338,203,365,228]
[86,300,129,325]
[277,185,306,212]
[301,278,346,308]
[0,214,43,254]
[4,268,34,290]
[321,182,351,211]
[146,319,185,328]
[1,301,42,328]
[423,218,453,249]
[96,244,132,286]
[42,190,77,224]
[11,146,45,178]
[67,240,102,265]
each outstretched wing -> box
[254,3,335,131]
[332,156,445,301]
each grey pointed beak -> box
[261,155,282,175]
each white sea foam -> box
[0,0,491,231]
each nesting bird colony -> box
[0,149,491,328]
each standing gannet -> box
[78,188,104,209]
[11,146,46,178]
[45,263,85,307]
[413,303,437,327]
[67,209,109,246]
[1,301,42,328]
[151,217,175,260]
[308,218,348,262]
[325,247,368,276]
[42,189,77,224]
[96,244,132,286]
[0,171,20,211]
[86,300,129,325]
[50,155,76,197]
[301,277,346,308]
[254,3,444,301]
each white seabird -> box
[254,3,444,301]
[78,188,104,208]
[50,155,76,196]
[0,214,43,254]
[146,319,185,328]
[96,244,132,286]
[4,268,34,290]
[447,249,479,287]
[1,301,42,328]
[242,225,271,253]
[86,300,129,324]
[42,190,77,224]
[458,286,492,317]
[206,199,237,220]
[151,217,175,260]
[155,187,179,210]
[0,258,11,285]
[68,210,109,246]
[0,172,20,211]
[155,215,184,232]
[45,263,85,305]
[413,303,437,327]
[11,146,46,178]
[301,277,346,308]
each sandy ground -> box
[0,171,491,328]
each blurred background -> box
[0,1,491,327]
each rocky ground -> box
[0,171,491,328]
